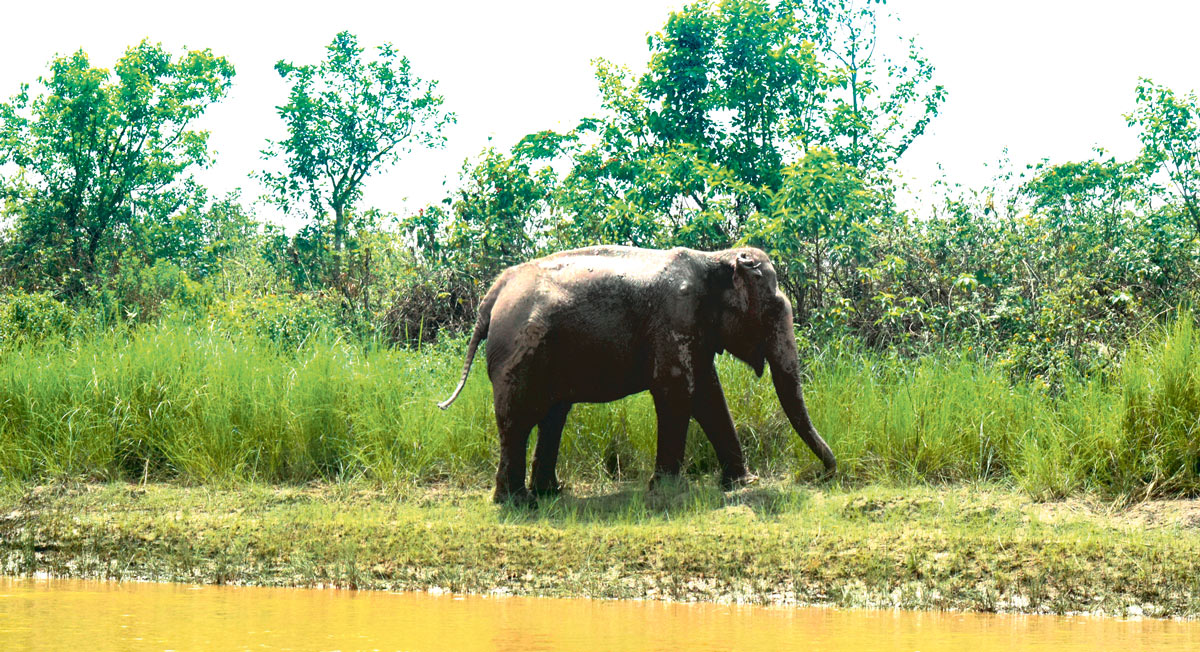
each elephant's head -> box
[712,247,837,474]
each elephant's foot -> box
[720,471,759,491]
[493,486,538,508]
[532,479,564,497]
[648,470,687,492]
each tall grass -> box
[0,322,495,485]
[1,317,1198,498]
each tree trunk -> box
[332,203,346,289]
[1185,196,1200,239]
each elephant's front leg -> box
[692,362,751,489]
[531,403,571,496]
[649,384,692,487]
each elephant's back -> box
[484,251,670,402]
[534,247,670,283]
[526,246,704,294]
[498,246,706,339]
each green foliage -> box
[1127,78,1200,236]
[147,189,262,280]
[1110,317,1200,496]
[213,292,344,352]
[0,41,234,295]
[392,146,562,343]
[522,0,944,249]
[0,292,77,345]
[0,323,485,483]
[106,258,210,322]
[259,31,454,288]
[775,124,1200,382]
[427,146,557,281]
[444,149,550,275]
[742,147,878,314]
[381,261,478,345]
[809,0,946,172]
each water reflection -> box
[0,577,1196,651]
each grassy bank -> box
[3,480,1200,617]
[1,318,1199,499]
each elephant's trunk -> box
[768,321,837,475]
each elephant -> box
[438,245,836,505]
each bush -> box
[0,314,1195,500]
[1109,317,1200,496]
[0,292,76,345]
[382,266,480,346]
[212,292,345,351]
[109,259,212,322]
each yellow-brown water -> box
[1,577,1198,651]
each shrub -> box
[0,292,75,345]
[212,292,344,351]
[109,259,212,322]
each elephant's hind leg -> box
[493,398,541,506]
[532,402,571,496]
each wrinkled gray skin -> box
[439,245,836,505]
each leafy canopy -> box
[260,31,454,267]
[0,41,234,294]
[498,0,944,255]
[1127,78,1200,236]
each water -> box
[0,577,1197,651]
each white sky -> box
[2,0,1198,226]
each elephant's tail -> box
[437,282,500,410]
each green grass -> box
[0,317,1198,499]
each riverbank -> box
[3,480,1199,618]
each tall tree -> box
[522,0,944,251]
[0,41,234,294]
[260,31,454,285]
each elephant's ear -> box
[731,251,765,316]
[729,252,768,376]
[720,253,768,379]
[736,251,764,276]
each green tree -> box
[411,145,557,283]
[743,147,877,318]
[530,0,942,251]
[141,188,262,280]
[1023,156,1141,225]
[791,0,944,173]
[1127,78,1200,237]
[0,41,234,294]
[260,31,454,286]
